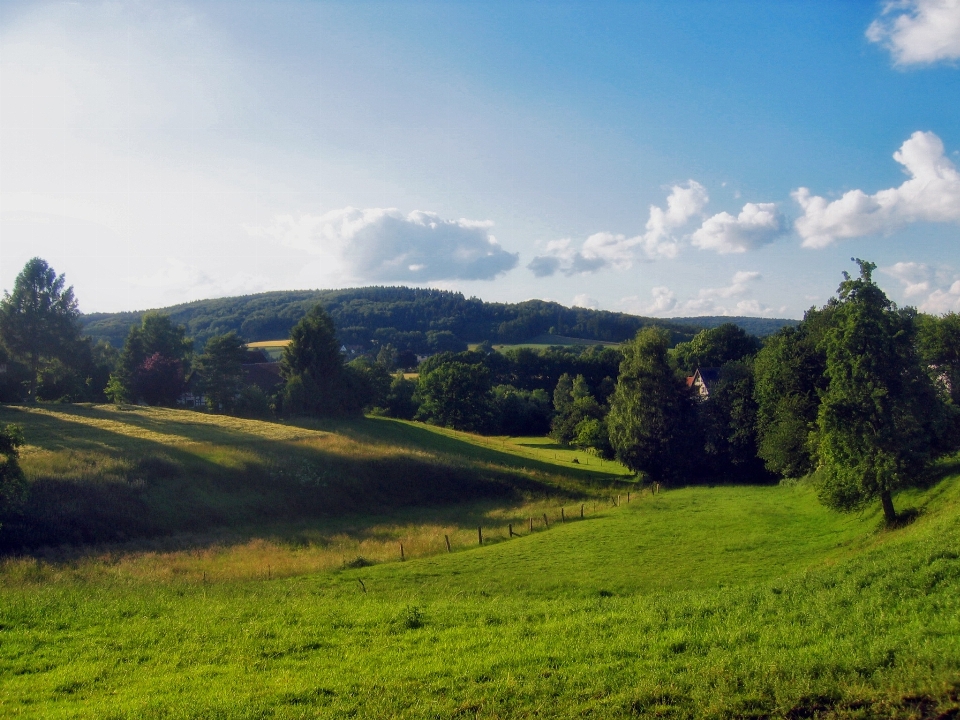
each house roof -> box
[696,367,721,385]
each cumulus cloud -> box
[691,203,785,253]
[251,207,518,283]
[793,131,960,248]
[527,181,708,276]
[867,0,960,66]
[882,261,960,312]
[572,294,599,309]
[621,271,767,317]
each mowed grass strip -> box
[1,471,958,717]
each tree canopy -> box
[814,260,950,525]
[108,313,192,406]
[0,258,81,401]
[281,304,360,416]
[607,327,695,482]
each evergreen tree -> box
[0,258,81,402]
[815,260,949,525]
[607,327,696,482]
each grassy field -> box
[1,406,959,718]
[490,333,622,352]
[0,405,631,572]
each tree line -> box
[0,257,957,526]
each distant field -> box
[1,405,958,718]
[493,333,622,351]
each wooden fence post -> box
[529,517,533,532]
[561,508,565,523]
[627,491,631,503]
[445,534,451,552]
[509,523,514,537]
[478,526,483,545]
[400,542,405,561]
[580,503,584,519]
[543,513,549,529]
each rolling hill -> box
[80,287,798,351]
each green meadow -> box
[1,406,959,718]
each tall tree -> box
[0,258,81,402]
[753,306,832,478]
[815,260,949,525]
[195,332,248,412]
[607,327,696,482]
[281,304,359,416]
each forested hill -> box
[81,287,797,352]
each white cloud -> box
[527,181,708,276]
[572,294,599,309]
[867,0,960,66]
[620,271,767,317]
[881,261,960,312]
[250,207,518,283]
[691,202,784,253]
[793,131,960,248]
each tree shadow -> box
[0,405,623,555]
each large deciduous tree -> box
[108,313,192,406]
[671,323,761,374]
[753,306,832,478]
[415,361,492,431]
[0,258,81,402]
[815,259,950,525]
[607,327,696,482]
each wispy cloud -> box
[867,0,960,66]
[250,208,518,283]
[793,131,960,248]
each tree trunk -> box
[880,490,897,526]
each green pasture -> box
[491,333,622,352]
[0,406,959,717]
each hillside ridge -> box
[80,286,798,350]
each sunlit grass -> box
[2,404,959,716]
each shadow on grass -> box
[0,405,623,555]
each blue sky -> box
[1,1,959,317]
